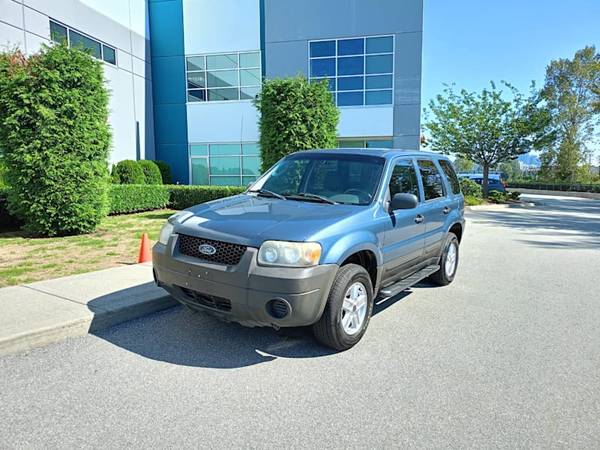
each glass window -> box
[242,143,260,155]
[337,91,363,106]
[187,72,206,89]
[311,58,336,77]
[417,160,445,200]
[210,144,240,155]
[338,140,364,148]
[389,160,419,198]
[367,36,393,54]
[338,56,363,76]
[366,139,393,149]
[338,38,364,56]
[310,40,335,57]
[242,156,261,175]
[240,68,261,86]
[188,90,206,102]
[207,70,238,88]
[439,160,461,195]
[187,52,260,102]
[187,56,205,71]
[243,176,258,186]
[309,35,393,107]
[253,153,385,206]
[211,176,241,186]
[206,53,237,70]
[190,145,208,156]
[366,74,392,89]
[366,90,392,105]
[69,30,102,59]
[210,156,240,175]
[240,86,260,100]
[191,158,209,185]
[50,21,67,44]
[239,52,260,68]
[366,54,393,74]
[102,45,116,65]
[337,76,363,91]
[208,88,239,101]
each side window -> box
[417,159,445,200]
[439,160,461,195]
[389,160,419,198]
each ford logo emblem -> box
[199,244,217,256]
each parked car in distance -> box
[459,173,506,192]
[153,149,465,351]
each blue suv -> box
[153,149,465,350]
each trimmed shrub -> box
[460,178,483,198]
[169,185,245,210]
[0,159,7,188]
[254,76,339,172]
[111,160,145,184]
[138,160,163,185]
[0,45,111,236]
[154,160,173,185]
[109,184,170,214]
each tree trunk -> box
[482,164,490,198]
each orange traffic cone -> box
[138,233,152,263]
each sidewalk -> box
[0,263,176,357]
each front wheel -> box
[429,233,459,286]
[312,264,374,351]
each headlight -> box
[158,222,174,245]
[258,241,322,267]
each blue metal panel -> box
[149,0,189,183]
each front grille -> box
[178,234,246,265]
[179,286,232,311]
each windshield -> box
[250,153,385,205]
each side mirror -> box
[390,193,418,211]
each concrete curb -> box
[466,202,534,211]
[0,264,177,357]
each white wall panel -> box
[338,106,394,138]
[187,102,259,143]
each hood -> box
[174,194,360,247]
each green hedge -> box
[109,184,170,214]
[508,182,600,193]
[2,185,246,228]
[169,185,246,210]
[154,160,172,185]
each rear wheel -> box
[429,233,459,286]
[312,264,374,351]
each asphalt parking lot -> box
[1,195,599,448]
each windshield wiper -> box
[248,188,287,200]
[286,192,338,205]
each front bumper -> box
[152,237,338,328]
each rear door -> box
[381,158,426,283]
[416,159,452,261]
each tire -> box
[429,233,459,286]
[312,264,374,351]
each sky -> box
[422,0,600,103]
[422,0,600,161]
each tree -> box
[254,76,339,171]
[0,45,111,236]
[453,156,474,173]
[423,82,553,196]
[541,46,600,181]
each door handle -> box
[414,214,424,224]
[443,206,451,215]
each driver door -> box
[381,158,426,284]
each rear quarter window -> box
[439,160,461,195]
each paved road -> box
[1,195,599,449]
